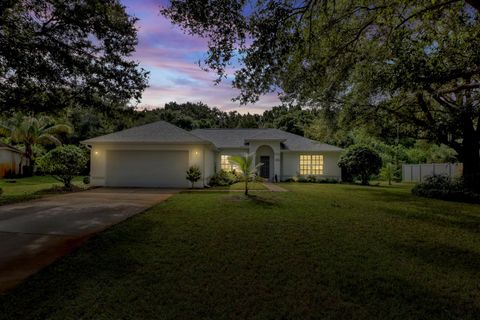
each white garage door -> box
[106,150,189,187]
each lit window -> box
[299,155,324,175]
[220,155,240,172]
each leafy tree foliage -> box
[186,166,202,188]
[0,114,72,174]
[37,145,88,189]
[0,0,148,113]
[338,146,382,185]
[162,0,480,189]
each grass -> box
[0,176,86,205]
[1,183,480,319]
[209,181,268,190]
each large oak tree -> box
[162,0,480,189]
[0,0,149,113]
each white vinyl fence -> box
[402,163,463,182]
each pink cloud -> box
[122,0,282,112]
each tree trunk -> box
[24,143,34,177]
[245,179,248,195]
[460,132,480,191]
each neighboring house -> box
[0,142,25,178]
[81,121,343,188]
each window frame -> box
[299,154,324,175]
[220,155,239,172]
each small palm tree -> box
[381,162,396,185]
[229,153,263,195]
[0,115,72,174]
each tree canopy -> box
[162,0,480,189]
[0,0,149,113]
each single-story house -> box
[81,121,343,188]
[0,142,25,178]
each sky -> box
[120,0,281,114]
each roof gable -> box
[81,121,209,145]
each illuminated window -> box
[299,155,324,175]
[220,155,240,172]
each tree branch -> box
[436,82,480,94]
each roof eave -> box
[80,140,212,146]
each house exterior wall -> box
[215,143,342,182]
[249,141,282,181]
[0,149,24,177]
[281,151,342,181]
[89,143,214,188]
[203,146,215,185]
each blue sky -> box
[120,0,281,114]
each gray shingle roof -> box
[191,128,343,152]
[81,121,210,144]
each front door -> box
[260,156,270,179]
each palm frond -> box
[0,124,12,137]
[43,124,73,135]
[38,134,62,146]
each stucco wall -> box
[281,151,342,180]
[203,146,215,185]
[89,143,215,187]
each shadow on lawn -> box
[384,207,480,233]
[0,215,158,318]
[225,194,278,208]
[340,271,480,319]
[394,242,480,273]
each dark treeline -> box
[51,101,455,166]
[1,101,456,167]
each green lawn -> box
[209,181,268,190]
[1,183,480,319]
[0,176,85,205]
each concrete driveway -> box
[0,188,178,293]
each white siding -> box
[203,147,215,184]
[0,149,24,177]
[402,163,463,182]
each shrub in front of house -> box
[338,146,382,185]
[317,178,338,184]
[37,145,88,190]
[186,166,202,188]
[83,176,90,185]
[0,187,3,197]
[412,174,480,203]
[295,176,338,183]
[209,170,238,186]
